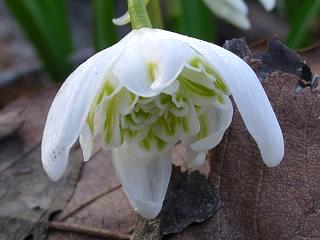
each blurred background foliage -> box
[2,0,320,82]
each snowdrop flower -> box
[202,0,276,30]
[42,0,283,219]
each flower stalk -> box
[128,0,152,29]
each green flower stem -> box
[128,0,152,29]
[147,0,163,29]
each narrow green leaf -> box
[285,0,300,23]
[177,0,215,42]
[286,0,320,49]
[167,0,182,33]
[93,0,118,51]
[4,0,73,81]
[35,0,73,55]
[147,0,164,29]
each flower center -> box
[87,56,229,153]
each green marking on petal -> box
[87,79,117,132]
[139,131,152,151]
[203,63,214,76]
[190,58,202,69]
[156,137,166,151]
[182,117,189,133]
[147,62,158,83]
[198,114,209,139]
[129,92,136,102]
[160,94,171,105]
[97,80,115,104]
[216,95,225,104]
[214,78,228,94]
[104,99,116,144]
[179,76,216,97]
[160,113,176,137]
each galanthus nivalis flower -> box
[42,28,284,218]
[42,0,283,219]
[202,0,276,30]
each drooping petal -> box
[177,35,284,167]
[160,29,284,166]
[41,37,129,181]
[259,0,276,11]
[202,0,250,30]
[113,29,196,97]
[112,142,172,219]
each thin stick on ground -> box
[60,184,122,221]
[49,221,131,240]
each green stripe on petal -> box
[214,78,228,94]
[198,114,209,139]
[104,98,116,144]
[179,76,216,97]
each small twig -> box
[60,184,122,221]
[49,221,131,240]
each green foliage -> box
[286,0,320,49]
[147,0,164,29]
[5,0,320,82]
[168,0,215,42]
[4,0,73,81]
[93,0,118,51]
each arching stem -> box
[128,0,152,29]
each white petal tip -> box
[42,146,69,182]
[260,133,284,168]
[112,12,130,26]
[262,147,284,168]
[259,0,276,11]
[187,152,207,168]
[80,139,93,162]
[132,199,163,219]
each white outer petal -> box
[160,30,284,167]
[41,36,129,181]
[113,28,196,97]
[188,38,283,166]
[112,142,172,219]
[259,0,276,11]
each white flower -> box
[202,0,276,30]
[41,28,284,219]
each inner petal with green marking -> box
[86,56,230,154]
